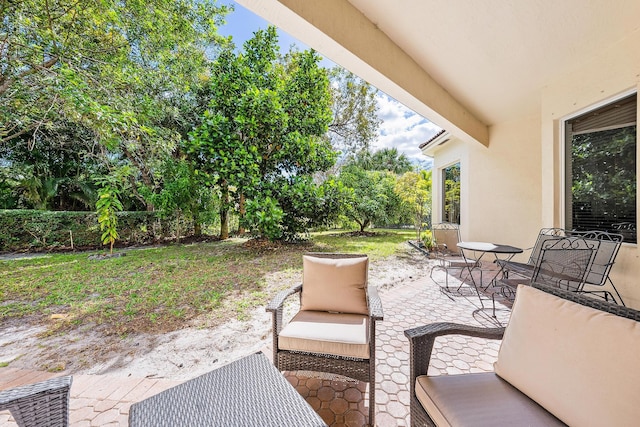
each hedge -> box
[0,210,197,252]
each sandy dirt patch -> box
[0,244,430,381]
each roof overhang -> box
[236,0,640,151]
[235,0,489,148]
[419,130,450,157]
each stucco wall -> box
[540,28,640,308]
[467,115,543,261]
[430,139,468,235]
[430,115,543,264]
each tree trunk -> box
[191,203,202,236]
[219,183,229,240]
[193,218,202,236]
[238,193,246,235]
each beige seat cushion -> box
[278,311,369,359]
[415,373,565,427]
[494,285,640,427]
[300,255,369,315]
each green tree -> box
[327,68,381,154]
[1,0,231,215]
[1,0,230,144]
[187,27,336,240]
[244,196,284,241]
[347,147,414,174]
[0,122,103,210]
[144,158,214,237]
[267,176,350,237]
[187,109,260,239]
[396,170,432,241]
[339,165,402,231]
[96,183,123,254]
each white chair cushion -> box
[300,255,369,315]
[278,311,369,359]
[494,285,640,426]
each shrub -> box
[243,197,284,241]
[0,210,177,252]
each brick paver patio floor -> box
[1,262,511,426]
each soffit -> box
[346,0,640,125]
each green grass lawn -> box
[0,229,414,334]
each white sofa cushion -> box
[300,255,369,315]
[278,311,369,359]
[494,285,640,426]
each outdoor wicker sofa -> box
[266,253,383,426]
[405,283,640,427]
[0,376,72,427]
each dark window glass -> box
[443,162,460,224]
[565,94,637,243]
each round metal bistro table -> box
[456,241,523,289]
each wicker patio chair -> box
[0,376,72,427]
[405,283,640,427]
[429,223,480,292]
[266,253,383,426]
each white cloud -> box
[373,93,442,168]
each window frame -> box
[441,161,461,225]
[561,89,638,244]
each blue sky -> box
[216,1,440,168]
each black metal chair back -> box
[526,228,566,266]
[531,237,599,291]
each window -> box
[442,162,461,224]
[565,93,637,243]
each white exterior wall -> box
[541,29,640,308]
[429,139,469,236]
[429,115,543,264]
[429,28,640,308]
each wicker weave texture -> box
[128,352,326,427]
[405,284,640,426]
[267,253,382,426]
[0,376,72,427]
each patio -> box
[0,261,510,427]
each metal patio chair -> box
[568,230,625,305]
[495,227,565,281]
[266,253,383,426]
[496,228,625,305]
[530,236,599,289]
[0,376,72,427]
[429,223,480,293]
[493,236,599,311]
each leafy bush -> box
[0,210,187,252]
[243,197,284,241]
[96,185,123,253]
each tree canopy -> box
[187,27,338,240]
[1,0,230,144]
[327,68,381,154]
[1,0,231,213]
[346,147,414,174]
[0,2,432,243]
